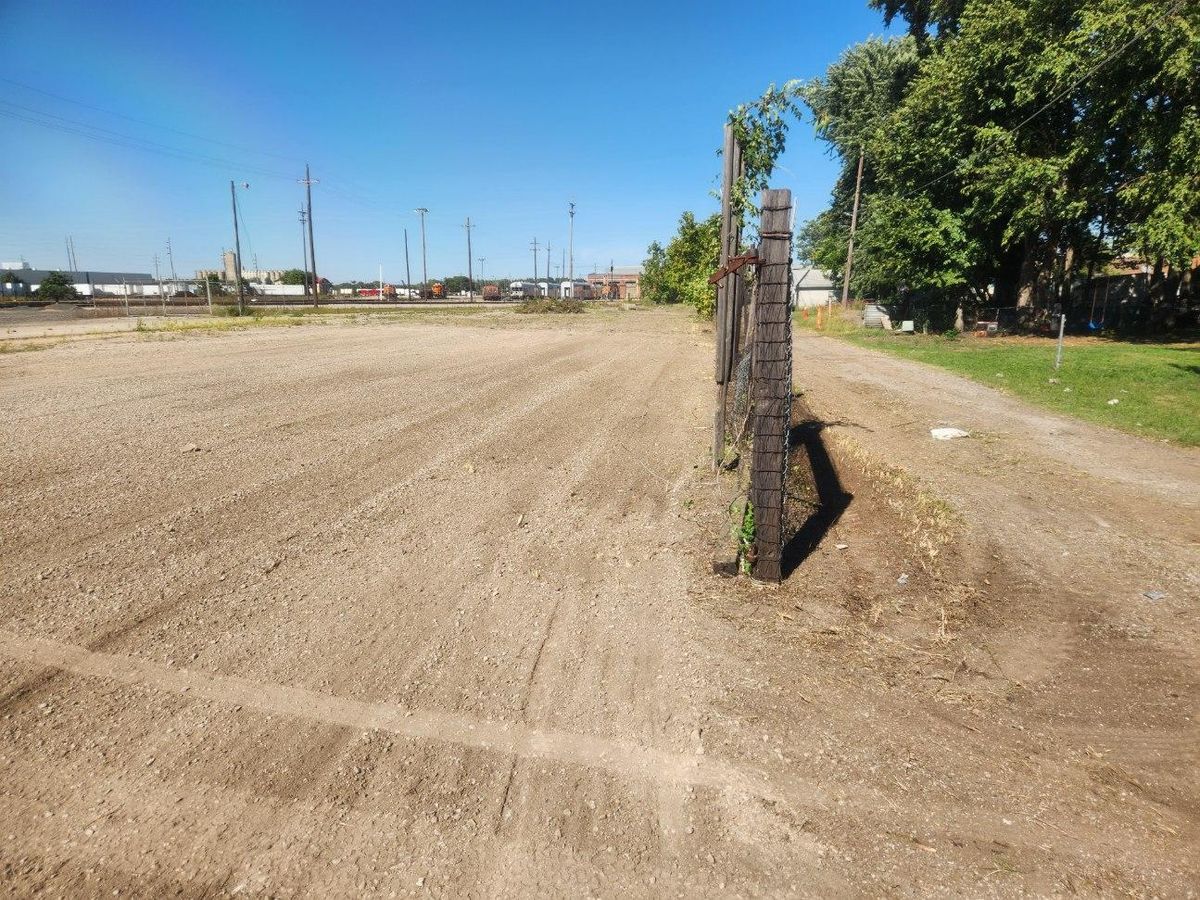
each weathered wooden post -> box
[750,189,793,582]
[713,123,738,468]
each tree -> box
[641,211,721,316]
[280,268,311,286]
[798,0,1199,322]
[36,271,78,302]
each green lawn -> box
[798,314,1200,446]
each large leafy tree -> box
[280,268,311,286]
[805,0,1199,319]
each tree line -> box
[645,0,1199,330]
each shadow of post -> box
[781,409,854,579]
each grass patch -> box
[515,298,585,314]
[0,340,62,354]
[800,312,1200,445]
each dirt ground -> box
[0,307,1196,897]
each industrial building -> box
[586,266,642,300]
[195,250,284,284]
[1,261,168,297]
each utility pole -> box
[545,239,551,293]
[415,208,429,298]
[300,164,319,306]
[65,237,74,272]
[230,180,246,315]
[463,217,475,300]
[477,257,486,289]
[154,253,165,314]
[166,237,178,303]
[841,149,865,307]
[530,238,540,286]
[568,201,575,287]
[299,206,311,302]
[379,263,383,301]
[404,227,413,299]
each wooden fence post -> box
[750,189,793,582]
[713,123,738,468]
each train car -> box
[482,284,501,302]
[508,281,538,298]
[560,280,593,300]
[536,281,561,298]
[356,285,397,299]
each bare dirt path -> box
[0,310,1196,896]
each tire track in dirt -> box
[0,629,824,805]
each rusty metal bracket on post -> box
[709,250,759,285]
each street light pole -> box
[568,201,575,293]
[230,180,246,315]
[415,208,429,299]
[404,227,413,299]
[464,217,475,300]
[300,164,319,307]
[299,207,311,302]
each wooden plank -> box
[749,188,793,583]
[713,125,737,470]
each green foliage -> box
[800,0,1200,317]
[280,269,310,286]
[641,211,721,317]
[35,271,78,302]
[729,82,804,227]
[515,298,584,314]
[733,499,756,575]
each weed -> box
[731,499,756,575]
[516,298,585,314]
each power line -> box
[0,101,293,180]
[0,77,305,165]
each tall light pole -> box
[166,237,177,302]
[229,180,248,315]
[153,253,163,313]
[477,257,486,289]
[463,217,475,300]
[404,227,412,299]
[568,201,575,291]
[299,206,310,302]
[300,164,319,307]
[415,208,429,298]
[530,238,540,286]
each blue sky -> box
[0,0,889,282]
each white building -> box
[1,263,178,298]
[792,266,837,308]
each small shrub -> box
[942,328,960,340]
[516,298,585,314]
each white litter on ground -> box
[930,427,970,440]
